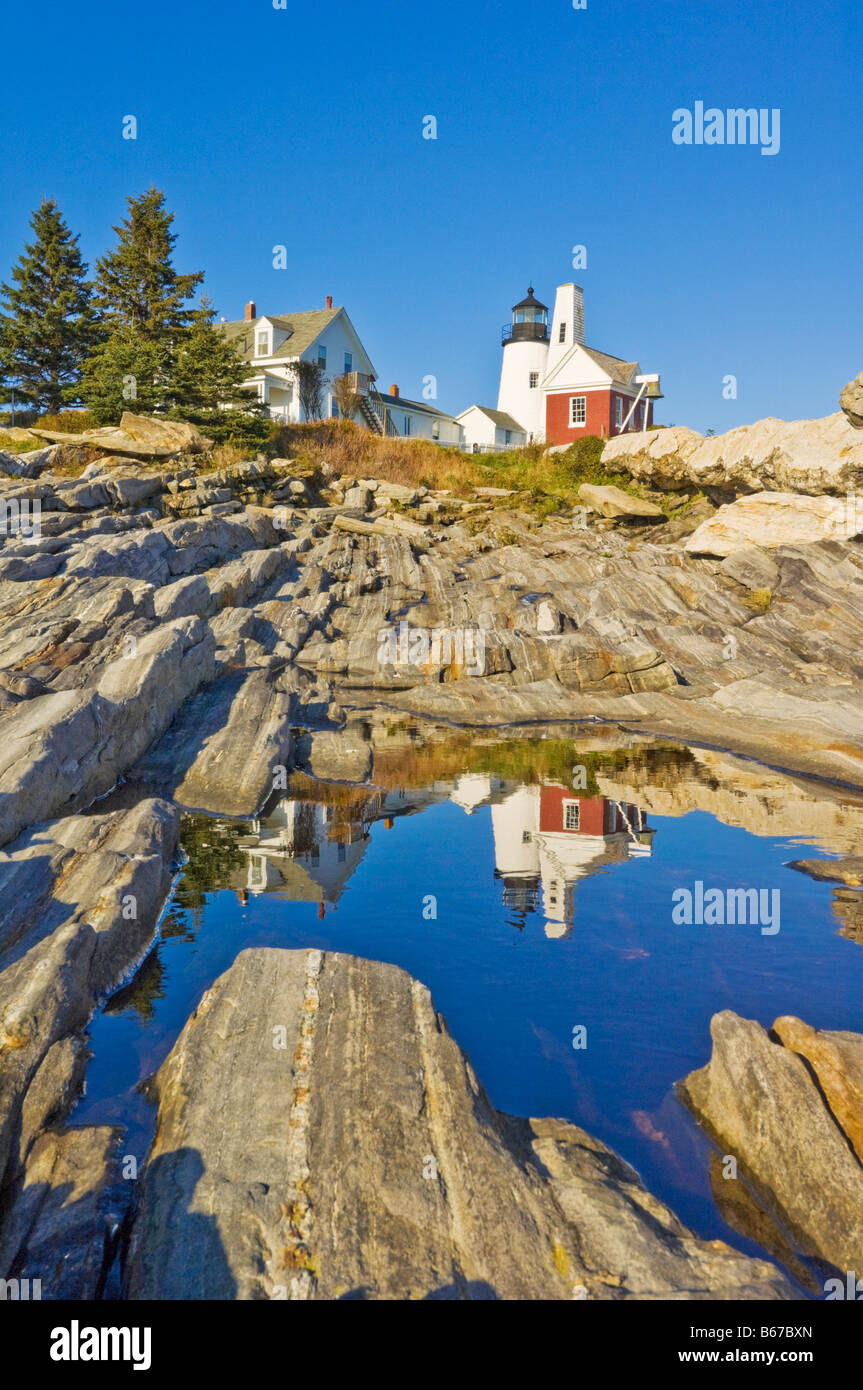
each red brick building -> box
[543,345,655,447]
[494,283,661,447]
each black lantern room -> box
[502,286,549,345]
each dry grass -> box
[269,420,476,491]
[743,587,773,614]
[265,420,657,514]
[198,441,255,474]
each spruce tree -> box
[169,297,253,411]
[93,187,203,341]
[79,330,169,425]
[0,199,97,412]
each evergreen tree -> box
[0,199,97,412]
[93,187,203,341]
[169,296,253,411]
[79,329,170,424]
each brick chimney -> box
[326,295,332,309]
[244,301,256,322]
[390,384,399,398]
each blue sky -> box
[2,0,860,431]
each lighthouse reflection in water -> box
[226,775,652,937]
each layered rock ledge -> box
[679,1012,863,1280]
[2,407,863,1299]
[126,948,794,1301]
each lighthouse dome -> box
[503,287,549,345]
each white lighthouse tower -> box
[496,287,550,440]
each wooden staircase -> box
[351,375,400,437]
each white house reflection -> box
[224,773,653,936]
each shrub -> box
[35,409,98,433]
[558,434,606,470]
[165,407,270,453]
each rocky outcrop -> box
[0,617,215,847]
[772,1016,863,1164]
[133,667,296,815]
[0,798,179,1191]
[31,411,211,458]
[0,1123,123,1300]
[841,373,863,429]
[601,426,703,492]
[127,948,794,1300]
[3,440,863,785]
[679,1012,863,1276]
[3,412,863,1299]
[604,413,863,497]
[577,482,664,521]
[685,491,854,555]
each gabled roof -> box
[542,341,640,391]
[221,307,342,361]
[580,346,639,384]
[456,405,526,432]
[375,391,457,422]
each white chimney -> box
[544,284,586,381]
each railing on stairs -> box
[355,377,400,437]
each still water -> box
[75,726,863,1284]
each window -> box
[522,830,532,843]
[504,430,512,445]
[529,372,539,388]
[256,331,269,357]
[569,395,586,427]
[615,396,623,428]
[344,351,352,373]
[404,416,411,435]
[337,842,346,863]
[432,420,440,440]
[563,801,580,831]
[558,322,566,343]
[331,399,339,418]
[317,345,327,369]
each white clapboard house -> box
[221,298,461,443]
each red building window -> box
[569,396,586,426]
